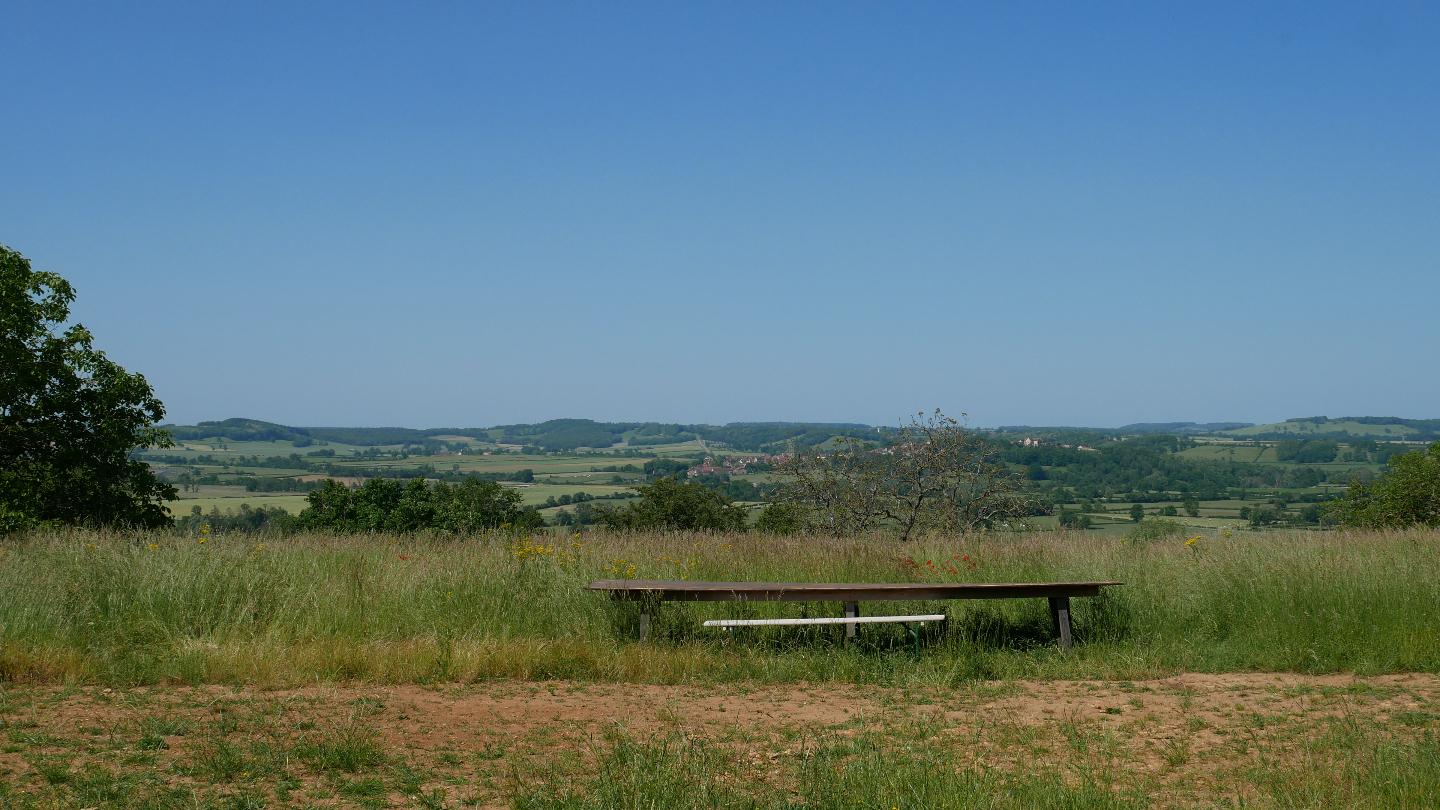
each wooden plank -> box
[587,580,1122,603]
[1048,596,1073,650]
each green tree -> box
[1129,503,1145,522]
[1183,497,1200,517]
[1,245,175,530]
[298,477,536,533]
[777,410,1032,540]
[595,477,747,532]
[753,502,807,535]
[1327,443,1440,528]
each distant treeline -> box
[178,478,542,535]
[162,417,884,452]
[1002,436,1351,503]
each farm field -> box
[505,483,635,507]
[166,494,310,516]
[1,527,1438,807]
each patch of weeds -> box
[339,776,387,801]
[137,731,169,750]
[193,739,249,782]
[212,707,241,736]
[68,765,142,806]
[29,755,72,785]
[1394,710,1439,728]
[223,793,268,810]
[10,729,75,748]
[141,715,191,737]
[351,696,386,715]
[437,750,462,767]
[295,722,387,773]
[418,787,449,809]
[275,774,302,803]
[1161,735,1192,767]
[392,761,428,795]
[1059,716,1093,754]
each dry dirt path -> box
[3,673,1438,807]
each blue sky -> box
[5,2,1437,428]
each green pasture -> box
[1224,420,1421,438]
[503,483,637,506]
[156,438,370,458]
[326,454,655,475]
[154,463,311,478]
[1179,444,1276,462]
[164,495,310,515]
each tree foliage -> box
[753,502,808,535]
[777,410,1033,540]
[1,245,175,530]
[1327,443,1440,528]
[595,477,747,532]
[297,478,540,533]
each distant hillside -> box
[1118,422,1254,435]
[162,417,881,452]
[162,415,1440,451]
[1218,417,1440,441]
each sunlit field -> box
[3,527,1437,687]
[3,528,1439,808]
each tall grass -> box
[1,528,1436,685]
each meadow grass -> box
[0,527,1437,686]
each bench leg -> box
[843,601,859,643]
[1048,596,1073,650]
[639,609,651,641]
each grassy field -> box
[165,495,311,516]
[2,527,1438,807]
[3,528,1437,686]
[505,483,636,506]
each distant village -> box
[686,453,791,477]
[1015,437,1097,451]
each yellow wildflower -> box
[146,543,159,551]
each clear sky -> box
[5,2,1438,428]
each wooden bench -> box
[585,580,1122,649]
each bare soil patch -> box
[3,674,1438,807]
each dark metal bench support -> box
[1048,596,1073,650]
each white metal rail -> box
[703,614,946,627]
